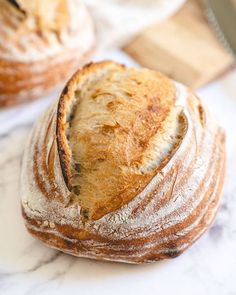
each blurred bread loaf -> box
[0,0,95,106]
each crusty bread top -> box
[1,0,69,34]
[57,61,188,220]
[0,0,95,62]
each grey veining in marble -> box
[0,51,236,295]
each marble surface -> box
[0,50,236,295]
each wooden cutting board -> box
[124,0,234,88]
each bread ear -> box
[6,0,26,14]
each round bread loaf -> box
[21,61,225,264]
[0,0,95,107]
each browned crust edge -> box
[0,45,95,108]
[56,61,125,190]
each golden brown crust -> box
[22,163,225,264]
[56,62,123,189]
[0,0,95,107]
[57,62,189,220]
[21,61,226,264]
[0,47,95,107]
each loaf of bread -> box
[0,0,95,107]
[21,61,225,264]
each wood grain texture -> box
[21,61,225,264]
[124,0,233,88]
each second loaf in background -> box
[0,0,95,107]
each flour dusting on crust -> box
[21,64,225,264]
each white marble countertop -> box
[0,50,236,295]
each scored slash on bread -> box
[21,61,225,264]
[57,61,189,221]
[6,0,26,15]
